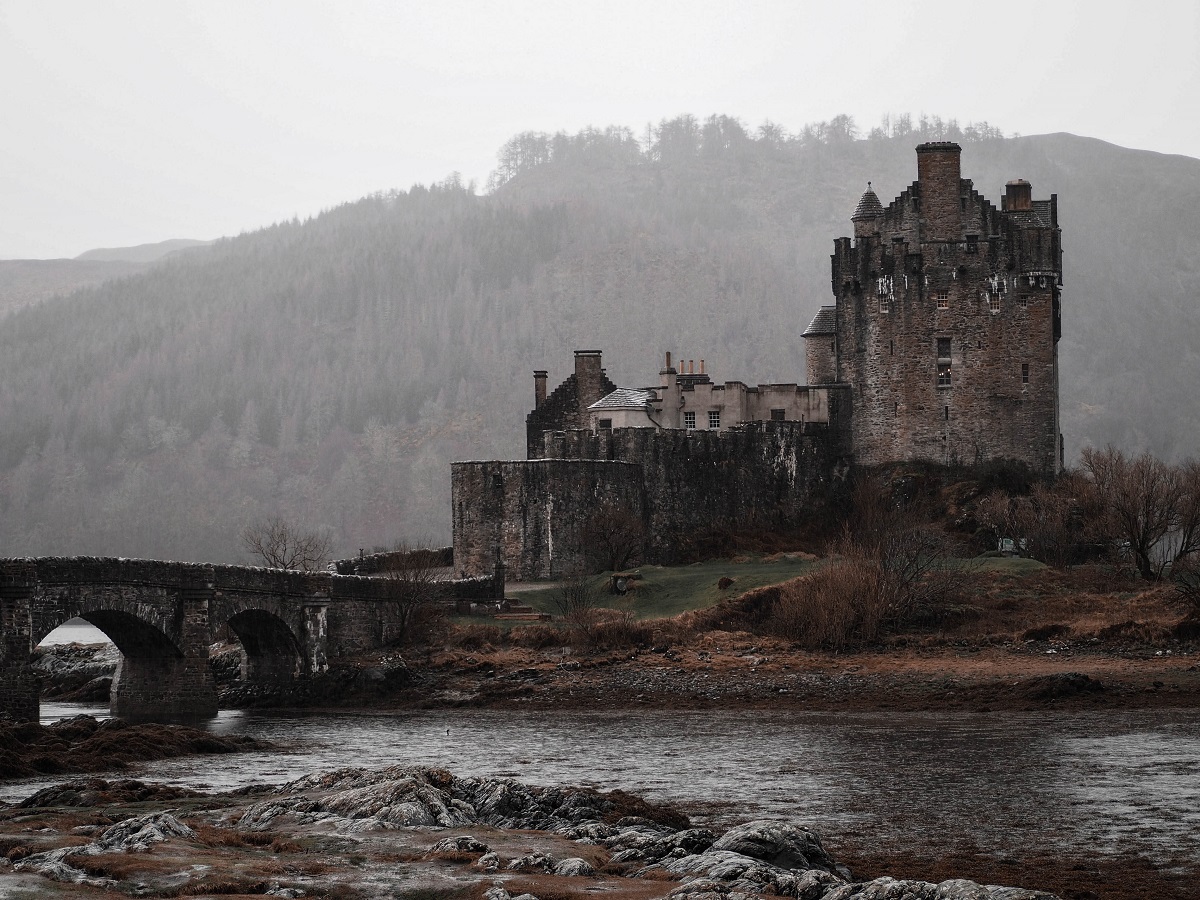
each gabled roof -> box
[803,306,836,336]
[588,388,655,410]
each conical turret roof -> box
[851,184,883,221]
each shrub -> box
[768,558,886,651]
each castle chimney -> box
[915,142,963,241]
[533,370,548,408]
[573,349,605,408]
[665,351,672,369]
[700,359,705,375]
[689,360,695,374]
[1003,179,1032,212]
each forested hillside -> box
[2,116,1198,563]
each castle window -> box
[491,474,503,490]
[966,234,978,254]
[1022,363,1030,385]
[960,197,967,212]
[1018,295,1028,310]
[989,295,1001,313]
[889,340,894,356]
[945,405,949,420]
[879,297,889,313]
[937,338,952,388]
[708,410,721,429]
[598,418,612,430]
[684,411,696,429]
[771,409,785,421]
[935,291,949,309]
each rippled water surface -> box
[12,704,1200,865]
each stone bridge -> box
[0,557,499,723]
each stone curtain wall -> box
[453,420,851,578]
[452,459,645,579]
[550,422,850,564]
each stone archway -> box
[225,609,304,684]
[75,608,216,722]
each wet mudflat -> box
[8,704,1197,883]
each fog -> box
[2,0,1197,259]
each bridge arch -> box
[224,608,304,683]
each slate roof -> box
[851,187,884,221]
[588,388,655,410]
[803,306,837,336]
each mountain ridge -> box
[0,122,1196,563]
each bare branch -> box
[240,516,332,571]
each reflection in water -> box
[16,705,1200,866]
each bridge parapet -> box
[0,556,504,723]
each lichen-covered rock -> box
[430,835,490,854]
[710,820,836,873]
[476,851,500,871]
[97,812,195,851]
[506,853,557,872]
[553,857,595,876]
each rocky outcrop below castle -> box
[3,766,1062,899]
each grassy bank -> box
[506,553,821,621]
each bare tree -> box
[1081,447,1183,580]
[580,499,647,573]
[241,516,332,571]
[378,545,445,646]
[552,572,600,634]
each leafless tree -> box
[580,499,647,573]
[1081,446,1186,580]
[552,571,600,634]
[379,544,445,645]
[240,516,332,571]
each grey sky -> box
[2,0,1197,259]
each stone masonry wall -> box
[452,418,852,578]
[833,144,1061,474]
[547,422,850,564]
[452,459,646,580]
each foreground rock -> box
[4,765,1063,899]
[0,715,269,780]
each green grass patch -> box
[510,555,821,621]
[964,556,1048,575]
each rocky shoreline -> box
[33,634,1200,717]
[0,715,270,780]
[3,766,1070,900]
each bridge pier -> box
[0,574,40,722]
[109,576,218,722]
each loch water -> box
[8,703,1199,868]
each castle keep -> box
[453,144,1063,579]
[819,142,1062,472]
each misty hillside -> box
[1,116,1198,563]
[0,258,150,317]
[0,240,211,318]
[75,238,213,264]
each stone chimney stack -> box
[1003,179,1033,212]
[573,349,605,409]
[533,370,547,408]
[915,142,963,241]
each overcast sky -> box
[2,0,1197,259]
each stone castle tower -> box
[807,142,1063,473]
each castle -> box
[452,143,1062,579]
